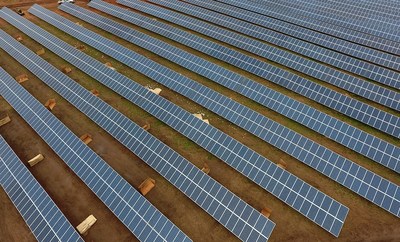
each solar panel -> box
[143,0,400,92]
[0,38,190,242]
[249,0,400,41]
[0,134,83,242]
[0,10,276,242]
[86,0,400,173]
[25,5,351,236]
[117,0,400,138]
[27,4,400,222]
[184,0,400,73]
[217,0,400,55]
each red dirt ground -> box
[0,1,399,242]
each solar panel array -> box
[303,0,398,20]
[340,0,399,12]
[185,0,400,72]
[87,0,400,173]
[117,0,400,138]
[348,0,398,10]
[39,2,400,221]
[0,30,190,242]
[29,3,400,225]
[0,9,276,241]
[267,0,399,28]
[0,133,83,242]
[290,0,398,14]
[27,4,351,236]
[145,0,400,92]
[252,0,399,24]
[217,0,400,55]
[1,1,398,240]
[119,1,400,100]
[297,0,399,20]
[249,0,400,42]
[338,0,399,12]
[325,3,393,23]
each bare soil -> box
[0,1,399,242]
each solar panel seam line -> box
[0,66,189,242]
[0,18,275,241]
[25,5,397,223]
[116,0,400,136]
[215,0,400,55]
[0,135,83,242]
[185,0,400,72]
[143,0,400,90]
[80,0,400,172]
[249,0,400,36]
[18,6,351,237]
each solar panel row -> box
[145,0,400,91]
[0,32,190,242]
[68,2,400,174]
[29,4,400,224]
[185,0,400,72]
[249,0,400,40]
[216,0,400,55]
[0,133,83,242]
[117,0,400,138]
[0,9,276,241]
[26,4,350,236]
